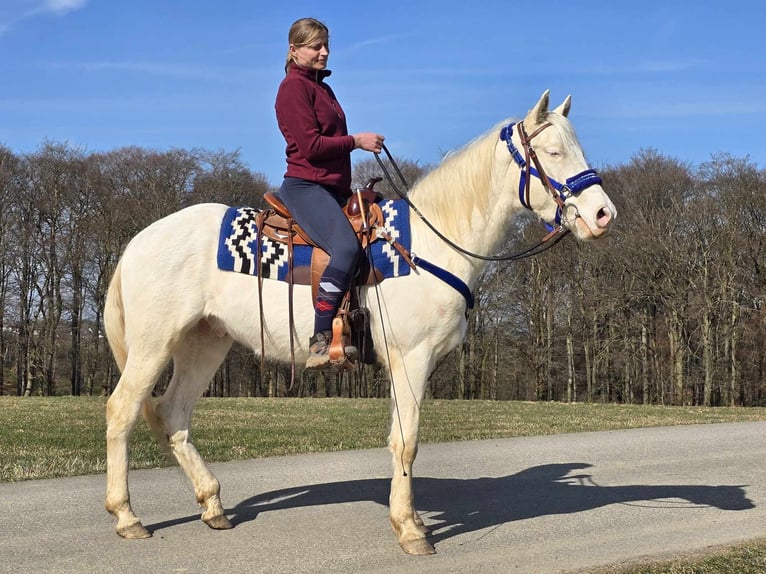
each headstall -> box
[500,121,602,230]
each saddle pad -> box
[217,199,412,281]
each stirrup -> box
[329,316,357,371]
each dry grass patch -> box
[3,396,766,482]
[589,538,766,574]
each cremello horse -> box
[104,91,616,555]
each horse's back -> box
[122,203,228,264]
[116,203,232,328]
[129,202,228,243]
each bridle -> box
[499,120,603,232]
[375,118,603,263]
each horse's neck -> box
[407,132,520,282]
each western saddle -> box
[256,178,412,375]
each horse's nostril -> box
[596,207,612,228]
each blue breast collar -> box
[412,255,474,314]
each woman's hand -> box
[353,132,385,153]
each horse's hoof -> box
[203,514,233,530]
[116,522,151,539]
[399,538,436,555]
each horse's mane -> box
[408,119,509,242]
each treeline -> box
[0,142,270,398]
[0,142,764,405]
[448,149,766,406]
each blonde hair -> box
[285,17,329,73]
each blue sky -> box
[1,0,764,187]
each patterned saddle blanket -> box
[216,199,412,283]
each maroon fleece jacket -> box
[275,65,356,196]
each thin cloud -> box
[0,0,88,36]
[44,59,265,83]
[40,0,89,16]
[353,58,709,81]
[504,58,709,79]
[335,33,416,55]
[599,99,766,120]
[638,58,706,73]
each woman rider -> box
[274,17,384,369]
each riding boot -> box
[305,331,333,370]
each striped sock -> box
[314,266,351,333]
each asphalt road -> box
[2,422,766,574]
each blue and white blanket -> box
[217,199,412,282]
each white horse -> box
[103,91,616,555]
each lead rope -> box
[286,222,296,391]
[256,210,297,393]
[355,210,409,477]
[345,199,408,475]
[369,274,409,477]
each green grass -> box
[589,538,766,574]
[3,397,766,572]
[3,396,766,482]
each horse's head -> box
[500,90,616,240]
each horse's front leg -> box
[389,424,434,554]
[387,352,435,555]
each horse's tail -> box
[104,259,128,372]
[104,257,173,458]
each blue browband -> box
[499,122,602,230]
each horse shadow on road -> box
[204,462,754,546]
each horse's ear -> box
[526,90,551,125]
[552,95,572,118]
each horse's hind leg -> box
[146,321,234,530]
[106,350,170,539]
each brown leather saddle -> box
[255,178,413,374]
[259,178,389,299]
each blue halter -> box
[499,122,602,230]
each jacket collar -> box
[290,64,332,83]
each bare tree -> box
[351,156,433,199]
[0,146,23,395]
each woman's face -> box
[290,34,329,70]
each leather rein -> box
[376,119,603,263]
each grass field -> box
[590,538,766,574]
[4,396,766,482]
[2,396,766,573]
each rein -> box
[374,118,600,264]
